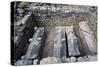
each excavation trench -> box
[13,2,97,65]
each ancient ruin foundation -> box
[11,1,97,66]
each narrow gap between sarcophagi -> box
[65,31,69,57]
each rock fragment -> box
[70,57,76,62]
[87,55,97,61]
[77,57,86,62]
[14,56,32,66]
[33,59,39,65]
[40,57,62,64]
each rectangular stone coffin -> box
[43,27,55,58]
[79,21,97,55]
[65,25,80,56]
[53,26,66,58]
[25,27,44,59]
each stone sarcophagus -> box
[53,26,66,58]
[65,25,80,56]
[26,27,44,59]
[79,21,97,55]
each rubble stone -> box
[40,57,62,64]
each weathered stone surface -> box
[28,4,91,15]
[61,56,70,63]
[65,25,80,56]
[51,5,56,12]
[43,27,55,58]
[34,27,38,31]
[79,21,97,55]
[14,59,25,66]
[18,2,28,8]
[29,38,33,42]
[26,27,44,59]
[77,55,97,62]
[53,26,66,58]
[23,59,32,65]
[33,59,39,65]
[87,55,97,61]
[40,57,62,64]
[83,56,89,61]
[77,57,86,62]
[14,56,32,66]
[40,6,47,11]
[70,57,76,62]
[21,13,32,25]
